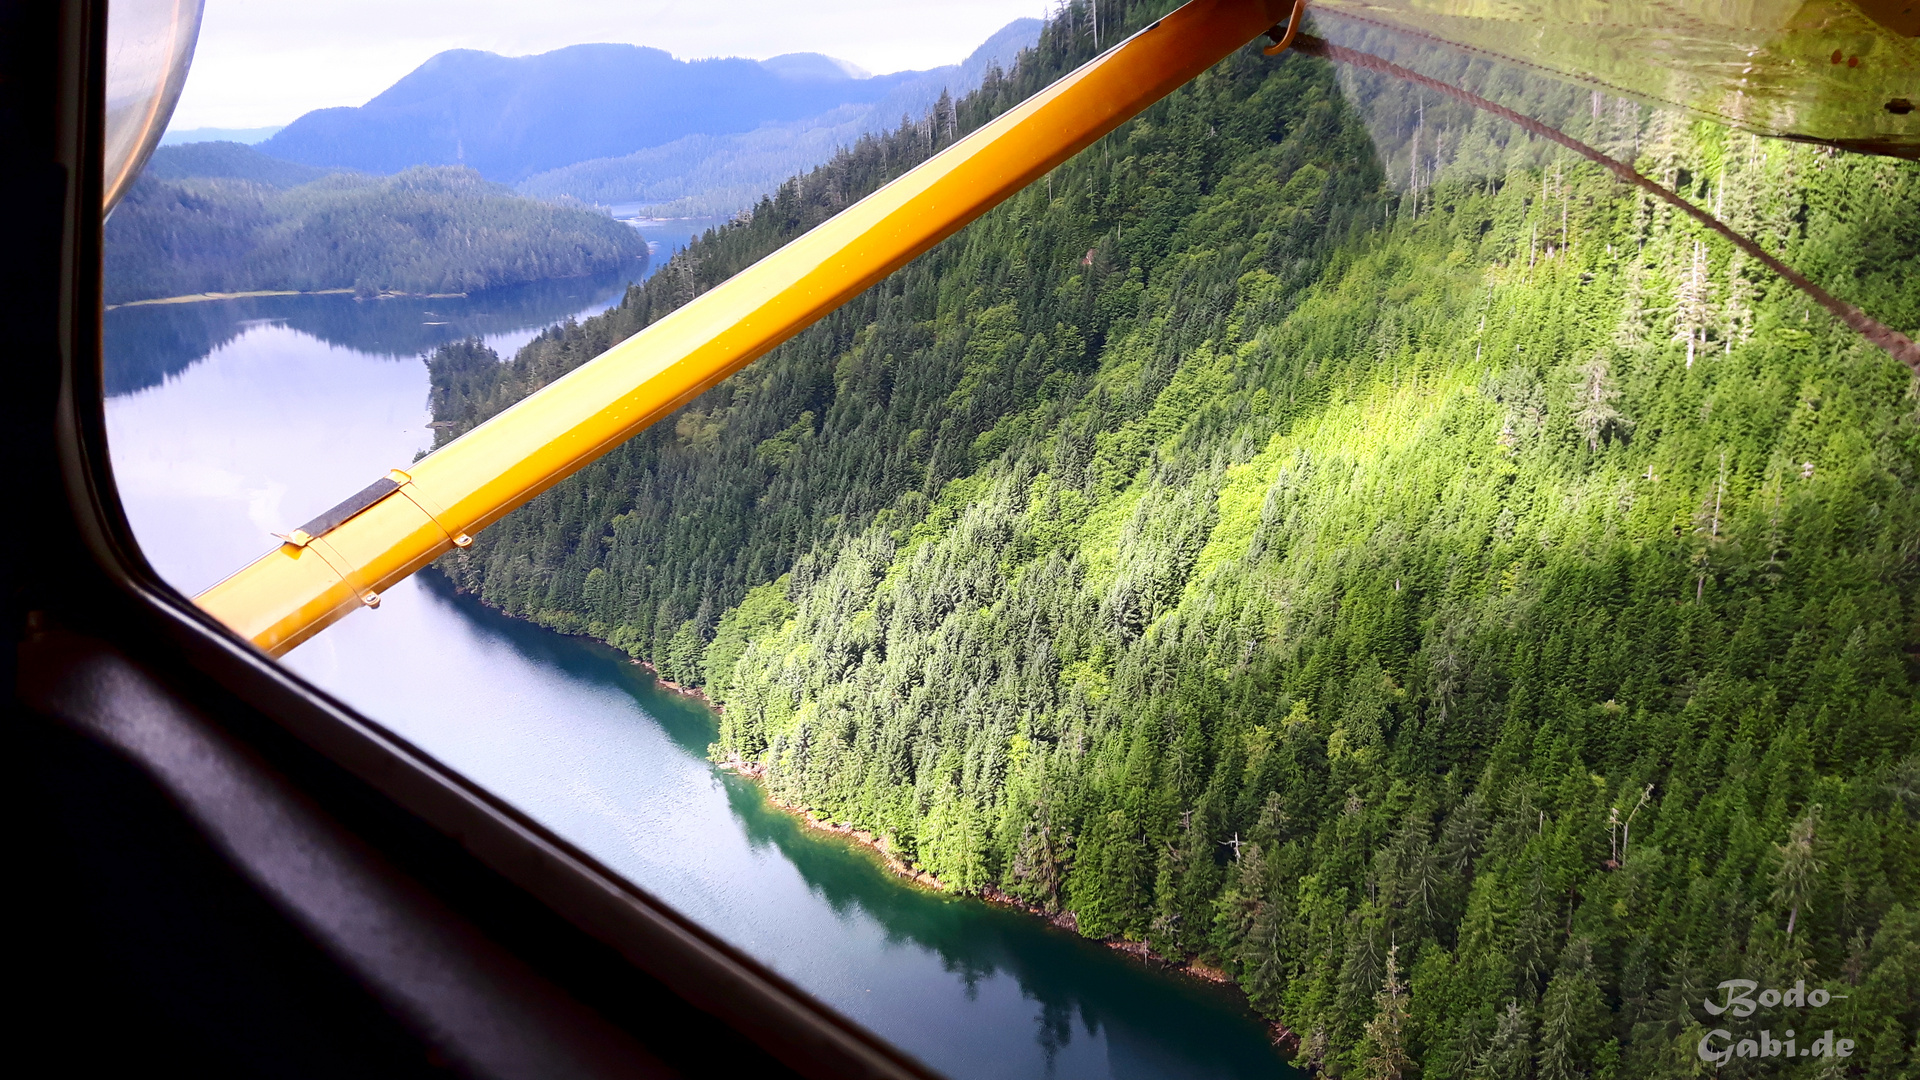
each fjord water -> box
[103,270,1297,1080]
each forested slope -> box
[106,163,645,304]
[140,140,332,187]
[424,4,1920,1075]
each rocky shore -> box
[713,752,1293,1049]
[634,659,719,708]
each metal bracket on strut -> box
[1263,0,1307,54]
[385,468,473,549]
[270,469,471,609]
[306,535,384,609]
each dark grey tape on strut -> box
[296,477,399,540]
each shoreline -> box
[712,751,1294,1048]
[104,287,479,310]
[108,288,350,310]
[107,259,655,311]
[715,755,946,889]
[631,658,720,709]
[445,583,1302,1055]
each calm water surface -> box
[102,263,1298,1080]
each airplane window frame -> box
[16,4,942,1076]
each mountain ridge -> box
[517,18,1043,215]
[258,23,1038,186]
[161,124,284,146]
[140,140,334,188]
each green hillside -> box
[424,4,1919,1075]
[139,140,334,188]
[106,163,646,304]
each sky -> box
[168,0,1057,131]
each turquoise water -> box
[103,273,1300,1080]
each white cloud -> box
[168,0,1054,130]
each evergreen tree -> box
[1772,806,1825,938]
[1361,942,1411,1080]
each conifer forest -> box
[106,164,645,304]
[424,4,1920,1074]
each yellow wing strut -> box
[195,0,1296,656]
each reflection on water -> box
[105,214,734,397]
[104,266,644,396]
[103,262,1298,1080]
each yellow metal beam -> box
[196,0,1294,656]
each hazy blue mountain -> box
[924,17,1047,102]
[257,44,929,183]
[160,124,284,146]
[518,18,1044,216]
[141,141,334,188]
[516,106,884,219]
[758,53,872,81]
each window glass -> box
[106,2,1919,1078]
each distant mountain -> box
[517,106,885,219]
[518,18,1044,216]
[758,53,872,81]
[257,45,933,184]
[141,141,334,188]
[160,125,285,146]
